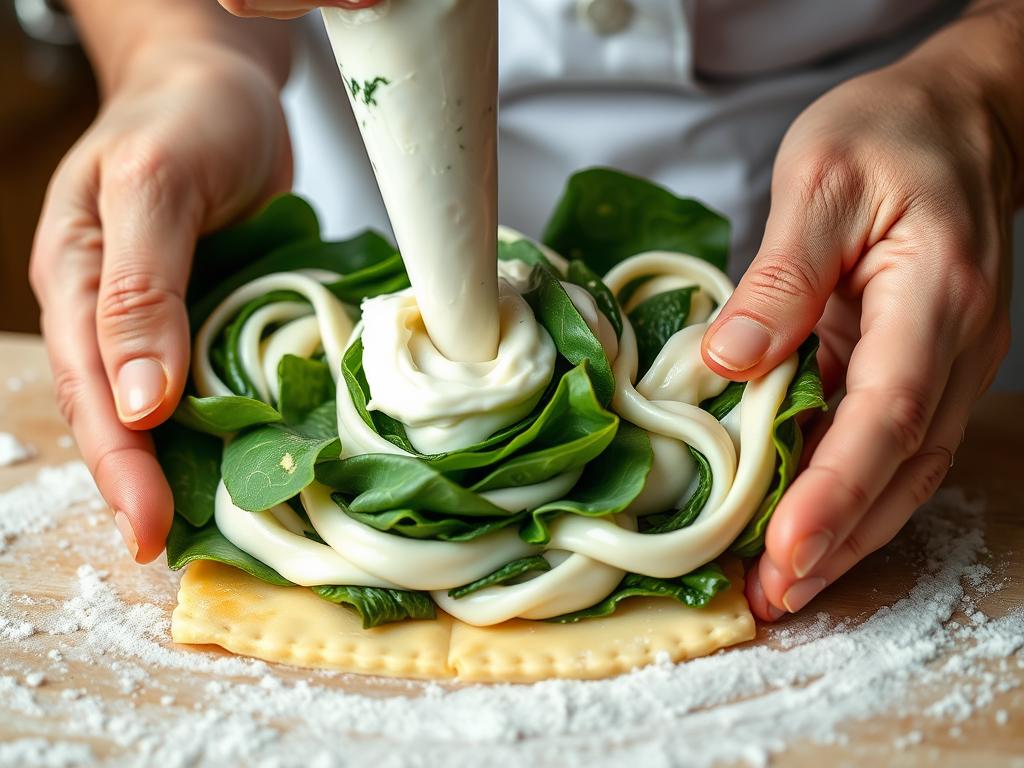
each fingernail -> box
[705,317,771,372]
[116,358,166,421]
[782,576,827,613]
[113,510,139,561]
[792,531,833,578]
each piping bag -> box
[321,0,500,363]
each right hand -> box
[220,0,381,20]
[30,42,292,563]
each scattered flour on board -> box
[0,462,102,554]
[0,463,1021,768]
[0,433,35,468]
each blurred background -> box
[1,0,96,334]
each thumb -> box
[702,162,860,380]
[95,147,199,429]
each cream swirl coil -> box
[191,234,798,626]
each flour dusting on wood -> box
[0,463,1021,767]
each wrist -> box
[67,0,291,98]
[900,3,1024,205]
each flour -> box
[0,432,34,467]
[0,466,1021,767]
[0,462,102,554]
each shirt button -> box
[577,0,634,36]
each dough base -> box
[171,559,755,682]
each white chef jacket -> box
[282,0,1023,388]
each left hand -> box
[700,57,1015,619]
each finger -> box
[745,557,785,622]
[219,0,380,19]
[95,144,200,429]
[702,158,867,380]
[758,350,979,613]
[762,266,956,585]
[31,160,174,563]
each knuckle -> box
[883,387,932,457]
[789,146,862,215]
[811,464,871,511]
[104,138,184,210]
[745,253,825,304]
[907,449,951,507]
[97,270,180,337]
[841,529,875,564]
[51,365,86,427]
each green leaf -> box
[542,168,730,275]
[521,421,651,544]
[222,405,340,512]
[497,238,555,269]
[189,194,321,312]
[469,366,617,492]
[640,448,711,534]
[340,338,416,452]
[702,381,745,420]
[566,259,622,338]
[318,454,507,517]
[730,336,827,557]
[190,217,398,330]
[277,355,334,426]
[547,562,730,623]
[338,502,525,541]
[523,264,615,405]
[448,556,552,599]
[217,290,309,399]
[173,395,282,436]
[312,584,435,629]
[153,421,222,527]
[165,515,291,586]
[628,287,696,378]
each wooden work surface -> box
[0,331,1022,766]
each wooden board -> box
[1,331,1022,765]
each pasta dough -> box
[172,559,754,682]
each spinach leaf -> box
[730,336,826,557]
[448,556,552,599]
[222,400,341,512]
[217,290,308,399]
[640,448,711,534]
[191,233,399,331]
[340,338,416,452]
[547,562,730,623]
[153,421,222,527]
[702,381,745,420]
[189,194,320,312]
[542,168,730,275]
[277,355,334,425]
[628,287,696,378]
[566,259,622,338]
[165,515,291,586]
[318,454,507,517]
[524,264,614,405]
[468,367,617,491]
[326,252,410,305]
[173,395,282,436]
[312,585,435,629]
[338,501,525,541]
[498,238,554,269]
[521,422,652,544]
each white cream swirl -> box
[358,281,556,454]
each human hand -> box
[30,42,292,562]
[701,56,1016,620]
[219,0,381,21]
